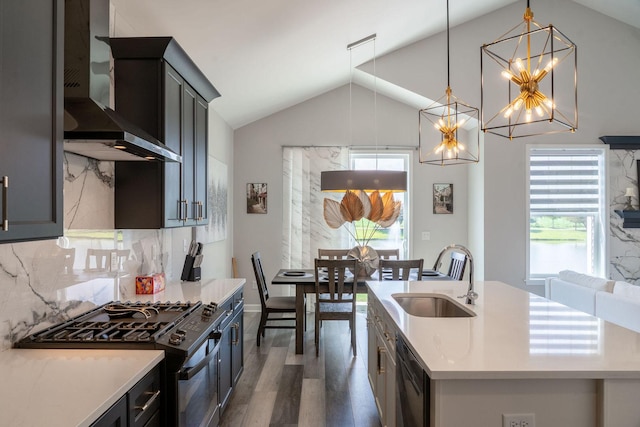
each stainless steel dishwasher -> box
[396,334,428,426]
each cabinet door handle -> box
[377,346,386,375]
[1,176,7,231]
[232,322,240,345]
[134,390,160,413]
[192,200,204,220]
[180,199,188,221]
[196,201,204,221]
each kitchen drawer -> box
[128,364,162,427]
[90,395,127,427]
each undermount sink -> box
[392,293,476,318]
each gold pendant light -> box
[419,0,480,166]
[481,0,577,139]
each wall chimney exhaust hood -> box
[63,0,181,162]
[599,136,640,150]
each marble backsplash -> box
[0,153,188,350]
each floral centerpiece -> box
[323,190,401,276]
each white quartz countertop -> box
[1,277,245,427]
[367,280,640,380]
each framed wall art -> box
[196,157,228,243]
[247,183,268,214]
[433,183,453,214]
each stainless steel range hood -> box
[63,0,181,162]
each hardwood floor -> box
[220,307,381,427]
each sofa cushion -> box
[612,281,640,302]
[558,270,614,292]
[546,278,597,315]
[595,290,640,333]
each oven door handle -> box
[178,336,221,381]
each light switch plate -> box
[503,413,535,427]
[421,231,431,240]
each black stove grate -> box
[15,301,201,348]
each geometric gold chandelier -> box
[481,0,577,139]
[419,0,480,166]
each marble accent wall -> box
[0,153,179,351]
[609,150,640,285]
[281,146,350,269]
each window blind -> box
[529,149,603,215]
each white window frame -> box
[348,149,412,259]
[525,144,609,286]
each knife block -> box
[181,255,201,281]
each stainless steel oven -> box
[16,300,226,427]
[176,330,222,427]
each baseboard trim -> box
[244,303,261,313]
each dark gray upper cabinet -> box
[111,37,219,229]
[0,0,64,243]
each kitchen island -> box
[1,277,244,427]
[367,280,640,427]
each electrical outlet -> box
[421,231,431,240]
[503,414,535,427]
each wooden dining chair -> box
[317,249,350,259]
[446,251,467,280]
[251,251,297,346]
[431,246,468,280]
[314,258,359,357]
[375,249,400,260]
[378,258,424,281]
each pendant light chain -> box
[446,0,450,89]
[373,38,378,171]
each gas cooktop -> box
[15,300,224,357]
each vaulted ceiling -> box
[110,0,640,130]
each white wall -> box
[234,84,472,306]
[199,108,235,279]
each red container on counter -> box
[135,273,166,294]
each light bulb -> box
[458,143,465,151]
[544,98,554,109]
[535,106,544,117]
[501,70,513,80]
[504,106,514,118]
[434,122,441,130]
[525,109,532,122]
[514,98,523,110]
[544,57,558,72]
[435,144,444,154]
[515,58,524,71]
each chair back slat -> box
[251,252,270,308]
[375,249,400,260]
[314,258,357,303]
[378,259,424,281]
[447,251,467,280]
[317,249,350,260]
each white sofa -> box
[545,270,640,333]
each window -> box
[349,150,411,259]
[526,147,608,282]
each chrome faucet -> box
[433,244,477,305]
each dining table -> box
[271,267,450,354]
